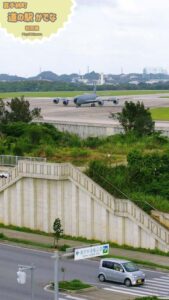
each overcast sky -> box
[0,0,169,76]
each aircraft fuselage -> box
[74,93,97,106]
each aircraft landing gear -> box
[91,103,96,107]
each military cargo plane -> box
[53,87,119,107]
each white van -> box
[98,258,145,286]
[0,172,9,178]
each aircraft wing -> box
[96,96,120,105]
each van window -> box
[102,261,114,269]
[113,263,123,272]
[122,262,139,272]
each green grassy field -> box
[0,90,169,98]
[150,107,169,121]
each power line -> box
[90,167,157,212]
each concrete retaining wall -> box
[36,119,169,139]
[0,161,168,252]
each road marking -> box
[145,283,169,292]
[102,275,169,298]
[109,284,167,294]
[147,280,169,286]
[153,277,169,280]
[104,287,158,297]
[148,278,169,284]
[120,288,159,296]
[66,296,88,300]
[140,285,169,294]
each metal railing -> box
[0,155,46,167]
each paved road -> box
[0,243,169,300]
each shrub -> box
[71,148,90,158]
[83,137,103,148]
[0,233,5,239]
[58,244,70,251]
[59,279,91,290]
[87,158,169,213]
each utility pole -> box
[52,251,59,300]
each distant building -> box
[146,79,169,84]
[129,81,139,85]
[100,73,105,85]
[75,76,88,84]
[95,73,105,85]
[143,67,168,74]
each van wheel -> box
[99,274,105,282]
[124,279,131,287]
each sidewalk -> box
[1,228,169,268]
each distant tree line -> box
[1,81,169,93]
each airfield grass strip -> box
[150,107,169,121]
[0,90,169,99]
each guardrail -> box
[0,155,46,167]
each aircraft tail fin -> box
[93,83,97,94]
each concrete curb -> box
[59,287,97,294]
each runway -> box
[28,93,169,124]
